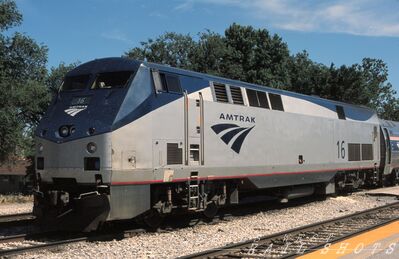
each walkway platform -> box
[299,220,399,258]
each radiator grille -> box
[362,144,373,160]
[348,143,361,161]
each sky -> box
[11,0,399,92]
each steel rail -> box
[0,213,35,229]
[0,228,147,257]
[180,201,399,259]
[0,235,89,257]
[0,213,34,223]
[0,233,29,244]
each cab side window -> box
[152,70,182,94]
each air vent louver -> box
[230,86,244,105]
[214,83,228,103]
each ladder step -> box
[188,174,200,210]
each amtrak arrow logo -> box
[211,123,255,154]
[64,106,87,117]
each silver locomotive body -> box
[34,58,399,231]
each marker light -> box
[88,127,95,135]
[38,143,43,153]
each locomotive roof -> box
[144,60,375,114]
[69,57,376,116]
[66,57,142,76]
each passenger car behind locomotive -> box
[33,58,399,231]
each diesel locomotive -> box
[33,58,399,231]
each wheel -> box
[391,169,399,186]
[203,202,218,220]
[143,209,164,230]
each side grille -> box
[362,144,373,160]
[214,83,229,103]
[230,86,244,105]
[348,143,361,161]
[167,143,183,165]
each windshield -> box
[61,74,91,91]
[61,71,134,91]
[91,71,133,89]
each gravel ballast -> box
[0,203,32,216]
[8,193,397,258]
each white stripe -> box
[64,108,85,117]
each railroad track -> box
[0,233,89,257]
[0,195,396,257]
[181,201,399,259]
[0,213,36,235]
[0,199,306,257]
[0,228,146,257]
[0,213,34,225]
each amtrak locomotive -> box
[33,58,399,231]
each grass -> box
[0,194,33,204]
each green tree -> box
[222,23,291,89]
[379,96,399,121]
[126,24,292,89]
[125,32,195,68]
[0,0,21,31]
[287,51,330,95]
[0,0,50,161]
[189,30,230,76]
[312,59,398,119]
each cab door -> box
[151,69,185,170]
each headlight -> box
[59,126,70,137]
[87,142,97,153]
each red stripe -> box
[390,136,399,141]
[111,166,375,186]
[111,179,164,185]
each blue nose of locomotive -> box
[36,58,142,143]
